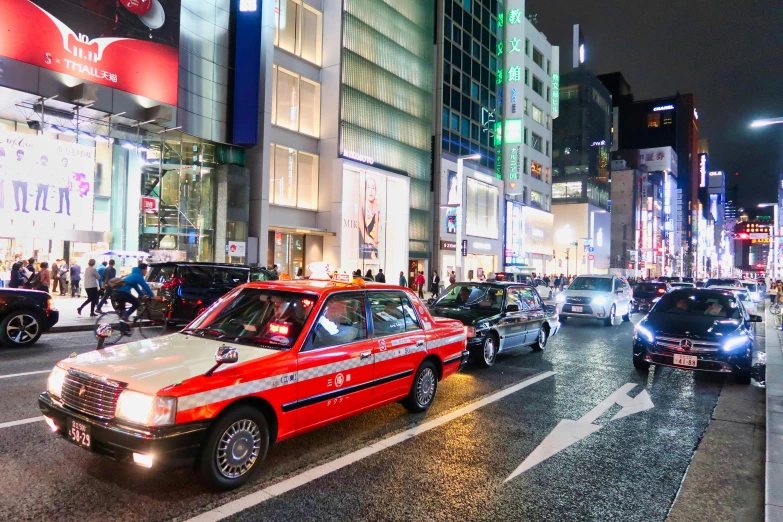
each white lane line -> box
[0,417,44,430]
[185,370,557,522]
[0,370,50,380]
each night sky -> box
[528,0,783,210]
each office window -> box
[547,60,551,75]
[530,190,543,209]
[465,178,499,239]
[546,114,551,129]
[546,140,550,157]
[545,195,550,211]
[662,110,674,125]
[524,128,528,145]
[647,112,661,128]
[272,66,321,137]
[471,81,480,99]
[532,76,544,97]
[531,133,543,153]
[274,0,323,66]
[533,47,544,69]
[552,181,582,199]
[453,26,462,45]
[270,143,319,210]
[524,98,529,115]
[442,109,449,131]
[525,38,530,56]
[546,87,551,102]
[525,68,530,86]
[531,160,543,180]
[523,156,528,174]
[532,105,543,125]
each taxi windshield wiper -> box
[181,328,226,339]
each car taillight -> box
[46,299,53,310]
[657,289,665,294]
[161,277,186,290]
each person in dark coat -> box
[375,269,386,283]
[430,271,440,297]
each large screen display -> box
[0,130,95,231]
[0,0,181,105]
[341,166,409,278]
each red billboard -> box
[0,0,180,105]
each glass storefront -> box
[268,231,305,277]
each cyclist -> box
[113,263,154,321]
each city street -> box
[0,315,764,522]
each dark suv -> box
[146,263,276,323]
[632,282,670,313]
[0,288,59,347]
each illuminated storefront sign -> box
[699,153,708,188]
[551,73,560,115]
[653,104,675,112]
[343,151,375,165]
[0,0,181,105]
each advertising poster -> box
[0,0,181,105]
[341,167,409,277]
[446,170,460,207]
[0,130,95,231]
[504,200,524,265]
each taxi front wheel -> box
[402,361,438,413]
[198,406,270,490]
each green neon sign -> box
[551,73,560,113]
[505,119,523,144]
[508,9,523,25]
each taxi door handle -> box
[416,340,425,347]
[360,351,372,359]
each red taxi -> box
[39,279,468,489]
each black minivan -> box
[146,263,276,323]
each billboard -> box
[0,129,95,231]
[341,166,409,278]
[504,200,524,265]
[638,147,678,178]
[522,206,554,256]
[0,0,181,105]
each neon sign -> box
[653,104,674,112]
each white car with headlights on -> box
[555,274,633,326]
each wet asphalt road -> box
[0,316,744,521]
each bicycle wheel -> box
[94,311,127,346]
[138,308,168,339]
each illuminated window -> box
[530,190,543,209]
[532,105,543,125]
[272,66,321,137]
[274,0,323,66]
[552,181,582,199]
[647,112,661,128]
[531,160,543,180]
[466,178,499,239]
[662,111,673,125]
[269,144,319,210]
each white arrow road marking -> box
[505,382,654,482]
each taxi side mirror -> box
[206,345,239,376]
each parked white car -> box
[555,274,633,326]
[740,281,761,303]
[713,286,757,315]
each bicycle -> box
[93,296,169,345]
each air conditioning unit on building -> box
[611,159,627,171]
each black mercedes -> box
[633,288,760,384]
[631,282,669,313]
[428,282,560,367]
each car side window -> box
[506,288,525,310]
[401,295,422,332]
[179,266,214,285]
[613,279,622,292]
[214,267,248,285]
[310,294,368,350]
[514,287,541,310]
[369,292,406,337]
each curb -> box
[46,325,96,334]
[765,305,783,521]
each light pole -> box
[759,203,779,280]
[454,154,481,282]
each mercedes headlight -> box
[115,390,177,427]
[634,323,655,344]
[592,296,608,306]
[47,364,68,398]
[555,294,566,303]
[722,335,749,352]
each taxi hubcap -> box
[216,420,262,479]
[416,368,436,406]
[484,338,495,364]
[539,330,546,346]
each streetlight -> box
[751,117,783,128]
[455,154,481,281]
[759,203,779,280]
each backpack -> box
[107,277,126,289]
[26,272,42,289]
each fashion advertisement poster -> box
[446,170,460,207]
[0,0,181,104]
[0,130,95,231]
[341,166,409,278]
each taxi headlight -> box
[592,296,608,306]
[115,390,177,427]
[47,364,68,398]
[722,336,749,352]
[555,294,566,303]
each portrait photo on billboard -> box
[0,0,181,104]
[0,129,95,231]
[446,170,460,207]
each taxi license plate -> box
[673,354,698,368]
[67,418,91,449]
[571,306,583,313]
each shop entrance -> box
[408,259,427,294]
[268,231,305,278]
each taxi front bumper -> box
[38,392,209,469]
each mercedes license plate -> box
[67,418,91,449]
[571,306,583,313]
[673,354,698,368]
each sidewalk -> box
[766,306,783,521]
[47,294,100,333]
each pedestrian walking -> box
[375,269,386,283]
[415,271,426,299]
[51,259,60,294]
[58,262,68,296]
[365,269,373,280]
[70,260,82,298]
[431,271,440,297]
[399,271,407,287]
[8,262,23,288]
[449,271,456,285]
[38,261,51,292]
[95,259,117,313]
[77,259,100,317]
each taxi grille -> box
[60,370,126,420]
[656,336,721,354]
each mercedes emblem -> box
[680,339,693,350]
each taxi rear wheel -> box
[198,406,270,490]
[402,361,438,413]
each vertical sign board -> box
[501,0,526,190]
[551,46,560,119]
[232,0,263,146]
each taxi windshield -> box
[183,289,317,349]
[432,284,505,311]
